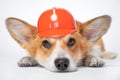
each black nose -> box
[55,58,69,71]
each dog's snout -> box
[55,58,69,71]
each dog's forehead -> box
[43,34,73,42]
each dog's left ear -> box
[78,15,111,42]
[6,17,37,48]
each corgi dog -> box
[6,8,116,72]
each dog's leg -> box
[85,55,104,67]
[18,56,38,67]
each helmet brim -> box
[38,29,76,38]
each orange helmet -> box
[37,7,76,38]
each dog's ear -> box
[78,15,111,42]
[6,17,37,48]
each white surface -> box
[0,0,120,80]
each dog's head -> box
[6,15,111,72]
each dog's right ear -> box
[6,17,37,48]
[77,15,111,42]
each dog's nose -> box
[55,58,69,71]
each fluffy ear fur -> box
[78,15,111,42]
[6,17,37,48]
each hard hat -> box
[37,7,76,38]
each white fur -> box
[44,40,77,72]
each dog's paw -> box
[77,59,85,67]
[85,55,104,67]
[18,56,38,67]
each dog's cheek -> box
[34,53,46,66]
[69,43,87,66]
[34,41,56,68]
[34,49,51,67]
[68,45,81,63]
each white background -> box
[0,0,120,80]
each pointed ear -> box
[78,15,111,42]
[6,17,37,48]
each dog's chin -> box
[45,66,78,72]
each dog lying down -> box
[6,8,116,72]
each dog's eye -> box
[67,38,76,47]
[42,40,51,49]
